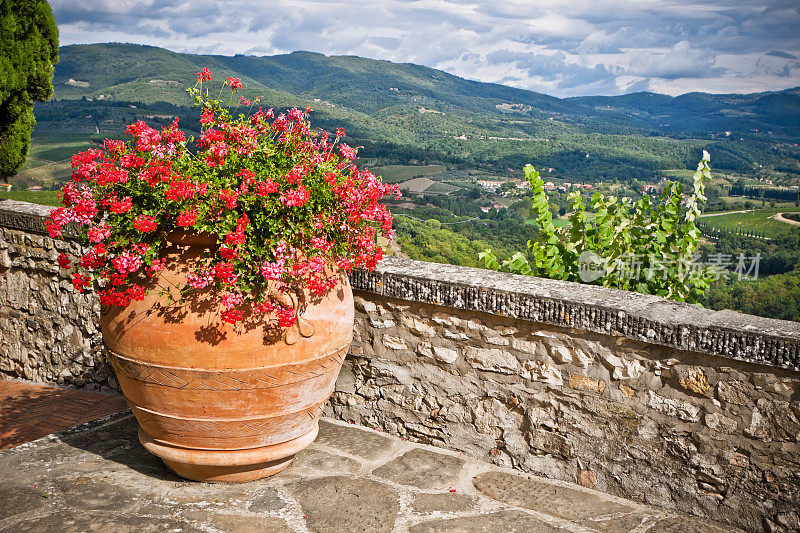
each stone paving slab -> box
[0,413,740,532]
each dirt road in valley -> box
[770,212,800,227]
[698,209,754,217]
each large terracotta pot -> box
[101,232,353,482]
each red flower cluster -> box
[281,186,309,207]
[58,252,71,269]
[225,77,242,91]
[177,209,199,227]
[133,215,157,232]
[49,68,399,330]
[337,144,356,160]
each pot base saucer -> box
[138,425,318,483]
[161,455,294,483]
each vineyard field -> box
[697,207,800,239]
[14,160,72,183]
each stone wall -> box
[0,202,115,390]
[327,292,799,531]
[2,199,799,531]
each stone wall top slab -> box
[0,200,55,235]
[352,257,800,371]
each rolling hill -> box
[32,43,800,183]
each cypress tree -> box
[0,0,58,179]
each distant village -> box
[475,179,594,194]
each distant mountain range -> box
[37,43,800,181]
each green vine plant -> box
[479,152,716,303]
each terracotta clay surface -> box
[101,233,353,482]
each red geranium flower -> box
[176,209,198,227]
[133,215,157,233]
[57,252,71,269]
[225,77,242,90]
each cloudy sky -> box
[53,0,800,98]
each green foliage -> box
[480,153,716,302]
[699,228,800,321]
[424,219,442,228]
[0,0,59,179]
[395,217,513,268]
[704,272,800,322]
[730,184,800,203]
[700,229,800,278]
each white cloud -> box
[51,0,800,97]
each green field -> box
[660,169,695,180]
[15,160,72,183]
[425,181,460,194]
[371,164,446,184]
[717,195,800,208]
[30,132,99,144]
[525,218,571,228]
[32,143,91,162]
[15,158,49,170]
[0,191,62,206]
[28,133,97,159]
[697,207,800,238]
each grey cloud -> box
[624,42,724,80]
[51,0,800,97]
[577,31,624,54]
[560,64,615,89]
[767,51,798,59]
[486,49,616,91]
[53,0,223,41]
[623,78,653,93]
[369,37,402,51]
[386,5,493,34]
[754,56,799,78]
[53,0,191,25]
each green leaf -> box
[503,252,532,275]
[478,250,500,271]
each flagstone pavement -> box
[0,384,737,532]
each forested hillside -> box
[35,43,800,183]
